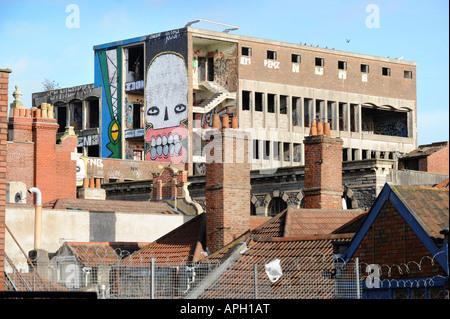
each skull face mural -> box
[145,52,188,163]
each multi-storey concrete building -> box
[32,25,418,176]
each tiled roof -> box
[391,184,449,238]
[121,214,206,266]
[284,208,362,237]
[400,141,448,159]
[4,272,69,292]
[43,198,180,215]
[435,178,449,188]
[199,234,353,299]
[58,242,149,266]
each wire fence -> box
[3,246,448,299]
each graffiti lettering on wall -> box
[145,52,188,163]
[95,47,122,158]
[264,60,280,69]
[374,118,407,137]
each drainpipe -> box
[28,187,42,250]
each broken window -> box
[350,104,359,132]
[339,102,347,131]
[315,57,324,67]
[404,70,412,79]
[70,101,83,130]
[291,54,301,63]
[280,95,287,114]
[338,60,347,70]
[86,98,99,129]
[55,103,67,133]
[293,143,301,162]
[382,67,391,76]
[242,47,251,56]
[263,140,270,160]
[361,107,408,137]
[283,142,290,162]
[291,96,300,126]
[242,90,251,111]
[268,94,276,113]
[361,64,369,73]
[253,139,260,160]
[124,45,144,92]
[304,98,312,127]
[327,101,336,130]
[255,92,264,112]
[267,50,277,60]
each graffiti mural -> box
[95,47,123,158]
[144,30,189,163]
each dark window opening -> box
[343,148,348,162]
[263,140,270,160]
[283,143,290,162]
[267,50,277,60]
[126,45,144,82]
[273,141,280,161]
[268,94,276,113]
[268,197,287,217]
[293,143,301,162]
[382,67,391,76]
[87,145,99,157]
[250,202,256,216]
[339,103,347,131]
[242,91,251,111]
[292,54,301,63]
[242,47,251,56]
[56,104,67,133]
[255,92,263,112]
[404,70,412,79]
[70,101,82,131]
[362,107,408,137]
[315,57,324,67]
[253,139,260,160]
[338,60,347,70]
[361,64,369,73]
[207,56,214,81]
[280,95,287,114]
[133,102,141,129]
[87,99,99,129]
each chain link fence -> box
[3,245,447,299]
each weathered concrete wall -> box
[5,205,193,271]
[391,170,448,186]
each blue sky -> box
[0,0,448,146]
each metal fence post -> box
[355,258,361,299]
[254,263,258,299]
[151,257,155,299]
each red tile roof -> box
[199,234,353,299]
[391,184,449,239]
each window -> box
[267,50,277,60]
[283,143,290,162]
[263,140,270,160]
[280,95,287,114]
[315,57,324,67]
[268,197,287,216]
[293,143,301,162]
[255,92,264,112]
[242,91,251,111]
[361,64,369,73]
[338,60,347,70]
[268,94,276,113]
[404,70,412,79]
[242,47,251,56]
[291,54,301,63]
[382,67,391,76]
[253,139,260,160]
[273,141,280,161]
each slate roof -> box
[43,198,181,215]
[391,184,449,239]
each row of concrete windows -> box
[241,90,410,138]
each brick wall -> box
[7,110,78,204]
[237,40,416,101]
[151,167,187,200]
[353,201,447,279]
[303,127,344,209]
[205,115,251,253]
[424,142,449,175]
[0,69,12,291]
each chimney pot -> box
[317,122,324,135]
[222,115,229,128]
[324,122,331,137]
[212,114,221,130]
[310,122,317,136]
[231,117,238,129]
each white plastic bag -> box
[265,259,283,283]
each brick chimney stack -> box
[7,103,77,204]
[303,122,344,209]
[205,115,251,253]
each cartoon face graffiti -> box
[145,52,188,163]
